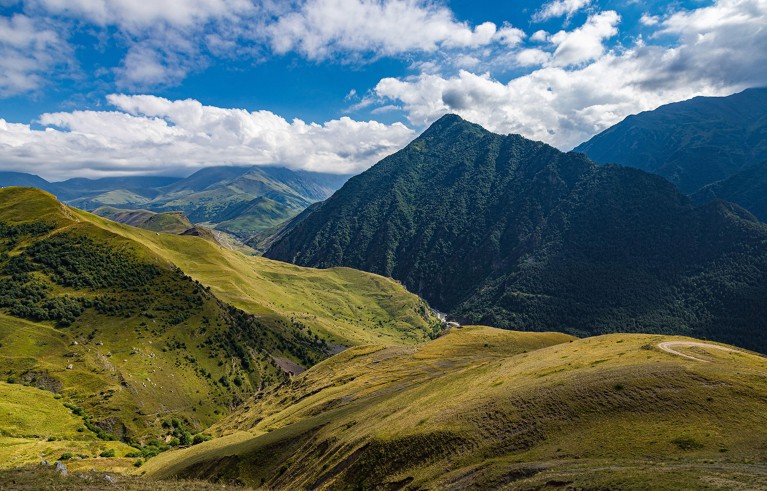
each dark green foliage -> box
[574,87,767,193]
[267,115,767,353]
[99,448,115,458]
[672,437,704,450]
[0,229,205,327]
[693,159,767,222]
[0,222,55,246]
[24,233,160,289]
[192,434,212,445]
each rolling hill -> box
[573,87,767,194]
[144,326,767,490]
[94,207,195,234]
[0,187,439,456]
[265,114,767,353]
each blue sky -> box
[0,0,765,180]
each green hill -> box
[0,187,438,452]
[265,115,767,353]
[573,87,767,193]
[144,326,767,490]
[94,207,195,234]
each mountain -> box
[2,167,349,241]
[0,187,438,463]
[0,171,56,191]
[692,159,767,222]
[54,176,182,201]
[145,326,767,489]
[93,206,195,234]
[52,166,349,241]
[266,115,767,353]
[149,166,349,239]
[573,87,767,193]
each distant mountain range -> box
[266,114,767,352]
[0,166,350,242]
[574,87,767,194]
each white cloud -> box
[533,0,592,22]
[26,0,259,89]
[0,95,415,180]
[515,48,551,66]
[16,0,527,90]
[531,30,549,42]
[267,0,504,60]
[0,14,69,96]
[549,11,620,66]
[495,24,526,47]
[32,0,255,30]
[373,0,767,150]
[639,14,659,26]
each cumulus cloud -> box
[26,0,258,89]
[32,0,255,30]
[9,0,527,90]
[0,95,415,180]
[0,13,70,96]
[549,11,619,66]
[267,0,513,60]
[372,0,767,150]
[533,0,592,22]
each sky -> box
[0,0,766,180]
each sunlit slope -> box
[0,380,135,470]
[146,327,767,490]
[0,188,291,441]
[94,206,194,234]
[82,208,439,346]
[0,187,437,444]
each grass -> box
[0,382,136,471]
[0,465,256,490]
[82,207,440,347]
[94,207,194,234]
[143,327,767,490]
[0,382,87,440]
[0,187,438,447]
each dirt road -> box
[657,341,742,362]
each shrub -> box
[192,434,212,445]
[672,437,704,450]
[59,452,73,460]
[99,449,115,458]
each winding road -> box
[657,341,742,362]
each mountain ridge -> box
[266,114,767,352]
[573,87,767,193]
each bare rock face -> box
[54,461,67,477]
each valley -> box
[0,186,438,472]
[1,88,767,490]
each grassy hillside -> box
[94,206,194,234]
[145,326,767,490]
[85,209,439,347]
[0,380,136,471]
[0,187,439,450]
